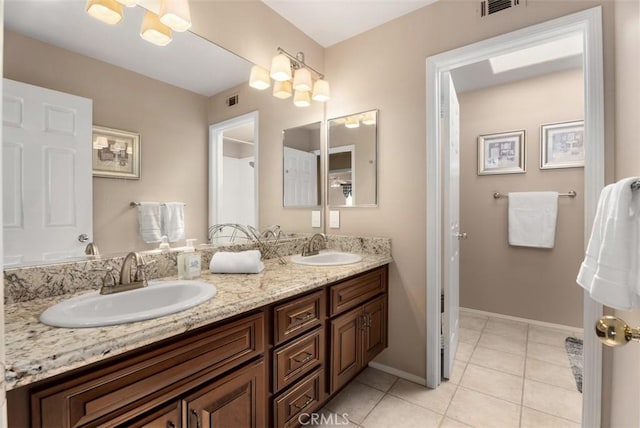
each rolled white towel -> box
[210,250,264,274]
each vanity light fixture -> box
[344,116,360,129]
[159,0,192,32]
[250,47,330,107]
[140,11,172,47]
[93,136,109,149]
[114,0,138,7]
[361,111,376,126]
[86,0,123,25]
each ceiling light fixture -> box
[114,0,138,7]
[250,47,330,107]
[86,0,123,25]
[140,11,172,46]
[159,0,192,32]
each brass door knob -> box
[595,316,640,347]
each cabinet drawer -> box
[274,290,325,345]
[31,312,264,428]
[274,368,324,428]
[330,267,387,316]
[274,327,324,393]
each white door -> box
[3,79,92,265]
[283,146,317,206]
[442,72,461,379]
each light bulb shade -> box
[93,136,109,149]
[141,11,172,46]
[114,0,137,7]
[273,80,293,99]
[249,65,271,90]
[361,111,376,125]
[159,0,192,32]
[86,0,123,25]
[293,90,311,107]
[312,79,330,102]
[292,67,312,92]
[270,54,292,82]
[345,116,360,128]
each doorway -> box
[426,7,604,428]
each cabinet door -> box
[330,307,362,394]
[363,295,388,365]
[184,359,265,428]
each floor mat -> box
[565,336,583,393]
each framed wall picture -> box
[540,120,584,169]
[92,125,140,179]
[477,130,526,175]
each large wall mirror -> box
[327,110,378,207]
[282,122,322,208]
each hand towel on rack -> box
[576,177,640,310]
[508,192,559,248]
[137,202,162,243]
[210,250,264,274]
[161,202,185,243]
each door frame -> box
[209,111,259,230]
[425,7,604,427]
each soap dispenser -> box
[178,239,201,279]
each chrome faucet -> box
[96,252,154,295]
[302,233,328,257]
[84,242,100,256]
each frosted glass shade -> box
[273,80,293,99]
[249,65,271,90]
[361,111,376,125]
[312,79,330,102]
[293,90,311,107]
[159,0,192,32]
[345,116,360,128]
[140,11,172,46]
[93,136,109,149]
[292,68,312,92]
[114,0,137,7]
[86,0,123,25]
[270,54,292,82]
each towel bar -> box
[130,202,186,207]
[493,190,577,199]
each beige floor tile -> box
[389,378,457,414]
[521,407,581,428]
[448,359,467,384]
[528,325,575,348]
[455,341,475,362]
[439,417,473,428]
[459,312,488,331]
[325,381,385,424]
[523,379,582,423]
[356,367,398,392]
[527,341,571,367]
[470,346,525,376]
[361,394,442,428]
[306,408,360,427]
[477,331,526,356]
[458,327,481,345]
[484,317,528,340]
[526,357,579,392]
[459,364,523,404]
[446,387,521,428]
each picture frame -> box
[477,130,526,175]
[92,125,140,179]
[540,120,584,169]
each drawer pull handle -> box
[167,422,176,428]
[295,312,314,322]
[294,395,314,411]
[191,409,201,428]
[294,351,314,364]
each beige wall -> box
[4,31,210,254]
[458,69,584,328]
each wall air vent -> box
[480,0,522,17]
[226,94,239,107]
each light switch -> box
[329,210,340,229]
[311,210,321,228]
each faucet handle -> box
[135,258,157,283]
[90,267,118,290]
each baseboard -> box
[367,362,427,387]
[460,307,584,334]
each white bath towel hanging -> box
[508,191,559,248]
[161,202,185,243]
[137,202,162,243]
[577,177,640,310]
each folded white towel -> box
[577,177,640,309]
[161,202,185,243]
[508,192,559,248]
[210,250,264,274]
[138,202,162,243]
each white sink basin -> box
[40,280,217,328]
[290,251,363,266]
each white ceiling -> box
[262,0,438,47]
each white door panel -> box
[284,146,317,206]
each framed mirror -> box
[327,110,378,207]
[282,122,322,208]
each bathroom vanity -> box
[5,245,391,428]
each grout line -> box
[519,322,530,427]
[522,404,582,425]
[355,386,388,427]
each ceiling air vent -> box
[226,94,239,107]
[480,0,522,17]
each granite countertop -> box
[5,253,392,390]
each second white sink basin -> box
[290,251,363,266]
[40,280,217,328]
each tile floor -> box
[313,312,583,428]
